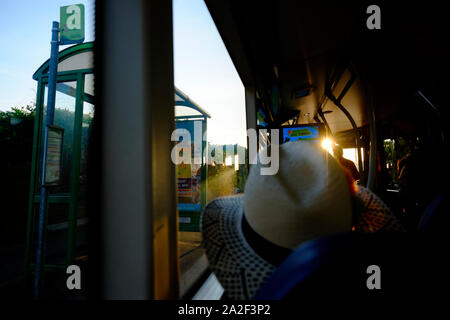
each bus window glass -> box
[174,0,247,297]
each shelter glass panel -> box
[57,51,94,73]
[36,81,77,194]
[78,100,94,219]
[175,105,203,117]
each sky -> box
[0,0,95,109]
[173,0,246,146]
[0,0,247,146]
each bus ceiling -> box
[205,1,450,135]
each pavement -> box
[0,231,208,299]
[178,232,209,298]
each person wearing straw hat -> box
[201,141,403,300]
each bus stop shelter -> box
[174,88,211,232]
[25,42,94,279]
[25,42,211,284]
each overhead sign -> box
[60,4,85,45]
[282,126,319,142]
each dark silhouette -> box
[333,145,359,182]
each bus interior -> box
[93,0,449,299]
[3,0,448,300]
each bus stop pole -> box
[34,21,59,300]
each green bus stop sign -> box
[60,4,85,45]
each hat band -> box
[242,214,292,266]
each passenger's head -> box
[201,141,354,299]
[333,144,344,158]
[244,141,352,249]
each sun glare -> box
[321,138,334,154]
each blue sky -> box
[0,0,247,146]
[0,0,95,109]
[174,0,246,146]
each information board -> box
[45,126,64,186]
[175,121,202,212]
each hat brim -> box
[201,195,277,300]
[201,187,403,300]
[355,186,405,232]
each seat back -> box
[253,232,444,299]
[418,191,449,232]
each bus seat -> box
[253,232,443,300]
[418,191,449,232]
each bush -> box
[0,105,35,244]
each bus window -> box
[173,0,248,298]
[342,148,363,171]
